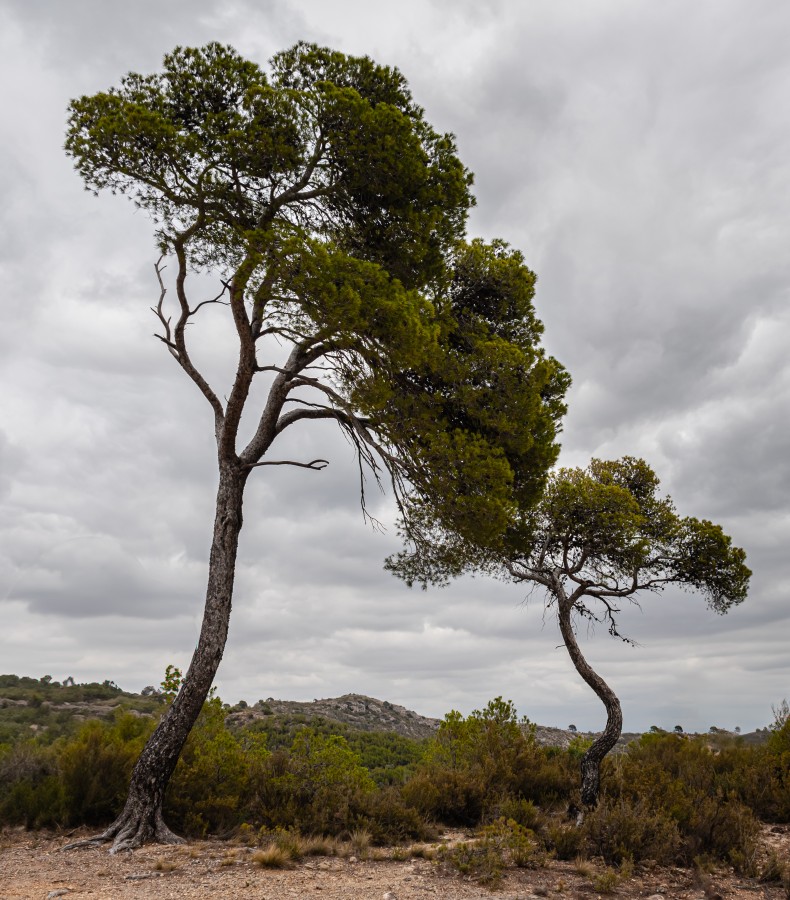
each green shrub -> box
[2,718,137,827]
[2,684,788,858]
[400,766,484,825]
[362,786,435,844]
[58,714,153,825]
[404,698,571,825]
[495,796,544,831]
[166,696,267,836]
[240,715,426,787]
[591,867,620,894]
[440,817,546,886]
[247,729,375,834]
[603,731,763,868]
[545,822,585,860]
[764,719,790,821]
[0,711,153,828]
[495,822,546,869]
[347,730,425,786]
[0,770,65,828]
[583,798,682,865]
[440,838,506,886]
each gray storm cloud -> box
[1,0,788,732]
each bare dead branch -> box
[153,334,179,356]
[247,458,329,471]
[151,257,176,354]
[161,246,226,436]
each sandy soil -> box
[2,826,788,900]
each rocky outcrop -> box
[227,693,442,740]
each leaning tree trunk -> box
[556,596,623,811]
[65,462,248,853]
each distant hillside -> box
[226,695,644,748]
[0,678,445,743]
[0,675,771,748]
[0,673,161,743]
[226,693,441,740]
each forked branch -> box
[152,258,177,356]
[190,282,230,315]
[155,255,226,432]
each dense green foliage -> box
[401,698,573,825]
[0,712,155,829]
[241,712,425,785]
[2,690,788,875]
[513,456,751,613]
[391,456,750,613]
[65,41,569,555]
[66,42,471,284]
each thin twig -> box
[190,282,230,315]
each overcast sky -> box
[1,0,788,733]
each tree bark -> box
[556,595,623,810]
[64,462,247,853]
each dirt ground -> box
[1,825,788,900]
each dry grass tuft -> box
[301,835,339,857]
[152,857,179,872]
[408,843,436,860]
[348,827,372,857]
[251,845,295,869]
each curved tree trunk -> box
[64,462,248,853]
[556,595,622,810]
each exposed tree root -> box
[61,806,185,854]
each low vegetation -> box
[1,675,789,887]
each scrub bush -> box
[166,696,267,836]
[440,817,546,886]
[246,730,376,835]
[602,732,761,870]
[402,698,571,825]
[58,713,153,825]
[582,797,682,864]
